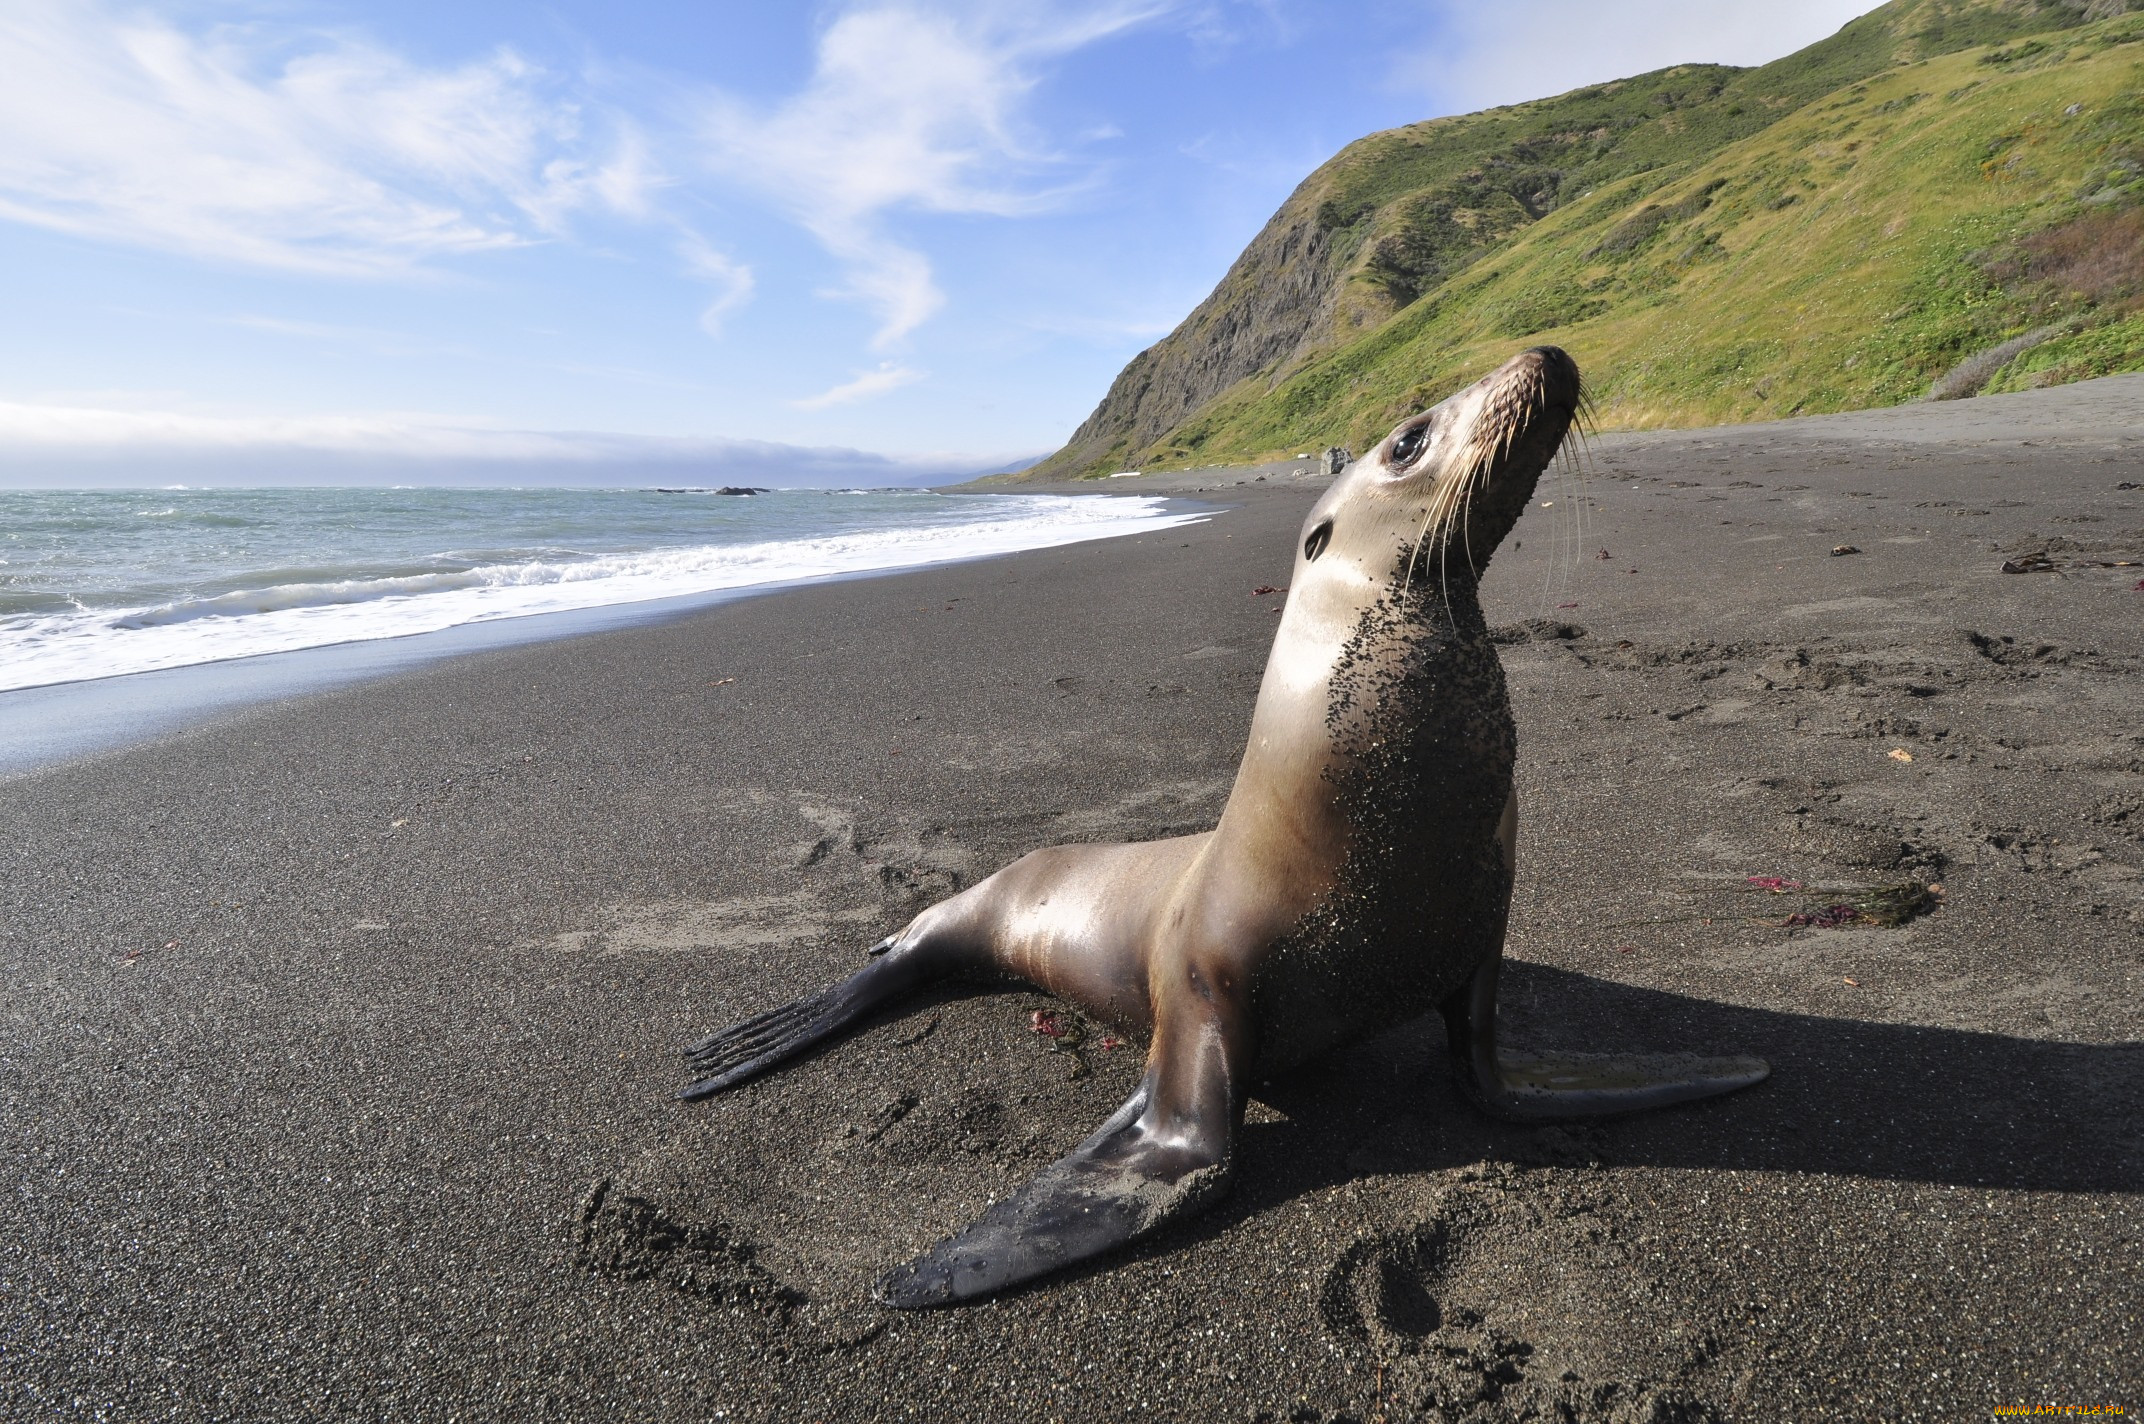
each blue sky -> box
[0,0,1880,485]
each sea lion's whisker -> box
[1535,445,1571,619]
[1431,478,1457,611]
[1435,448,1484,611]
[1402,501,1436,592]
[1433,481,1459,608]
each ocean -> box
[0,484,1206,694]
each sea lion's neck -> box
[1204,558,1494,923]
[1324,566,1494,738]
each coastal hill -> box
[1024,0,2144,480]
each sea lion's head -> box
[1294,346,1581,590]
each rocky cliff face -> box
[1025,0,2126,481]
[1046,186,1340,477]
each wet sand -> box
[3,378,2140,1421]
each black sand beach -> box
[4,378,2140,1422]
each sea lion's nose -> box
[1519,346,1582,409]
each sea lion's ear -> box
[1303,518,1333,562]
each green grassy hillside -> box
[1029,0,2144,479]
[1287,0,2115,342]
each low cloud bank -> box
[0,402,1041,488]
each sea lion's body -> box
[950,581,1513,1078]
[679,347,1766,1307]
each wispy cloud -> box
[697,2,1175,347]
[227,314,397,343]
[0,1,1171,355]
[210,312,717,391]
[0,0,1243,423]
[791,363,926,410]
[1175,0,1300,59]
[0,0,653,275]
[1391,0,1881,113]
[222,313,479,361]
[677,232,757,336]
[0,398,1012,486]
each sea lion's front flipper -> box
[1441,953,1769,1121]
[876,974,1244,1309]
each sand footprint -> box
[1313,1183,1729,1423]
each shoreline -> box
[19,371,2138,781]
[3,383,2139,1420]
[0,490,1222,779]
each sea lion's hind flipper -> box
[1441,954,1768,1121]
[1474,1046,1770,1119]
[873,1078,1235,1309]
[679,939,929,1102]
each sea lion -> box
[677,345,1768,1308]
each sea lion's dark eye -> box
[1389,422,1430,468]
[1303,519,1333,562]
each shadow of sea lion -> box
[962,960,2135,1303]
[1224,960,2139,1207]
[599,958,2138,1307]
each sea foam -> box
[0,492,1203,692]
